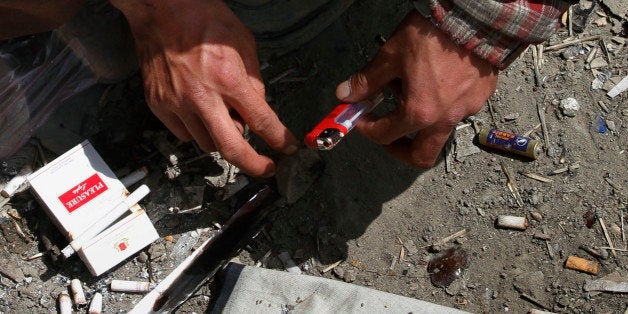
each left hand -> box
[335,11,498,169]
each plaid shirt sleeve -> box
[414,0,574,69]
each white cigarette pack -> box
[78,210,159,276]
[27,140,159,276]
[27,140,129,240]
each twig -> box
[519,171,554,183]
[537,99,550,154]
[599,247,628,252]
[532,45,542,86]
[568,6,573,37]
[444,136,454,173]
[438,229,468,244]
[544,35,601,51]
[501,162,524,207]
[543,226,555,260]
[487,99,499,128]
[622,211,626,248]
[523,123,542,137]
[322,260,343,273]
[599,218,616,257]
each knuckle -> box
[247,112,277,135]
[350,72,369,92]
[219,141,245,164]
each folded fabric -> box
[211,263,468,313]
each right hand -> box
[110,0,298,177]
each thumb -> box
[335,52,397,102]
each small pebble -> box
[530,212,543,222]
[605,120,616,132]
[138,252,149,263]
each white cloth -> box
[212,263,468,313]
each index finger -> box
[225,81,298,155]
[200,99,277,177]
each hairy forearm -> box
[0,0,85,40]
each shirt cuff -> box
[414,0,572,69]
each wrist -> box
[109,0,224,42]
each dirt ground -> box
[0,0,627,313]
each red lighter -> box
[305,93,384,150]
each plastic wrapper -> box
[0,33,96,159]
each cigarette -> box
[57,291,72,314]
[1,165,32,198]
[496,215,529,230]
[88,292,103,314]
[110,279,155,293]
[565,256,599,275]
[61,184,150,258]
[120,166,149,188]
[277,251,302,274]
[70,278,87,306]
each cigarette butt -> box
[70,278,87,306]
[88,292,103,314]
[565,256,599,275]
[496,215,529,230]
[110,279,154,293]
[120,166,149,188]
[57,291,72,314]
[1,165,32,198]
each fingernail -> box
[336,80,351,99]
[284,144,299,155]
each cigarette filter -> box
[478,128,543,159]
[70,278,87,306]
[110,279,155,293]
[88,292,103,314]
[57,292,72,314]
[496,215,529,230]
[565,255,599,275]
[305,93,384,150]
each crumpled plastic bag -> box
[0,33,96,159]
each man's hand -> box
[110,0,298,177]
[335,11,498,169]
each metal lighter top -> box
[305,93,384,150]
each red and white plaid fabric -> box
[418,0,572,69]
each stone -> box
[559,98,580,117]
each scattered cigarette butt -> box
[277,251,302,274]
[23,252,45,261]
[1,165,32,198]
[120,166,149,188]
[58,291,72,314]
[565,256,599,275]
[496,215,529,230]
[70,278,87,306]
[533,232,551,240]
[88,292,103,314]
[110,279,155,293]
[584,279,628,293]
[164,235,174,242]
